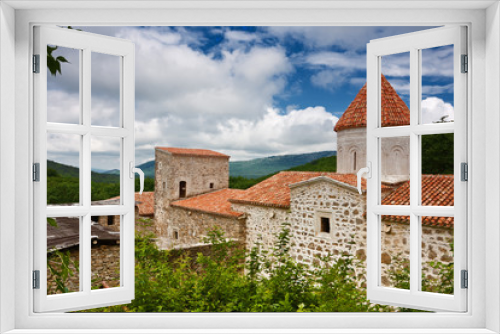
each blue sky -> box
[46,26,455,169]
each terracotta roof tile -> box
[381,175,454,228]
[135,192,155,216]
[110,192,155,216]
[171,189,246,218]
[229,171,380,208]
[156,147,230,158]
[334,75,410,132]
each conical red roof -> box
[333,75,410,132]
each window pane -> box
[380,52,410,128]
[91,136,121,204]
[420,216,454,295]
[420,45,454,125]
[91,52,121,127]
[91,215,121,290]
[47,45,80,124]
[47,133,81,205]
[380,215,410,290]
[380,136,410,203]
[47,216,81,295]
[421,133,454,206]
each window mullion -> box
[409,47,420,294]
[81,47,92,294]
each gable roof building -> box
[153,76,454,284]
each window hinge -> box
[33,270,40,289]
[33,54,40,73]
[461,270,468,289]
[33,163,40,182]
[461,54,468,73]
[461,162,468,182]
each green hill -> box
[104,160,155,178]
[136,160,155,178]
[229,151,336,179]
[229,154,338,189]
[48,160,120,183]
[287,155,337,172]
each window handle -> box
[134,168,144,194]
[129,162,145,194]
[356,162,372,195]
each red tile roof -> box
[171,189,246,218]
[135,192,155,216]
[333,75,410,132]
[156,147,230,158]
[229,171,376,208]
[109,192,155,216]
[382,175,454,228]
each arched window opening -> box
[353,151,357,171]
[179,181,187,198]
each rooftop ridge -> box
[156,147,230,158]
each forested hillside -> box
[47,161,154,204]
[229,151,336,178]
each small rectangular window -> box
[320,217,330,233]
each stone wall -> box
[231,203,290,253]
[96,214,121,232]
[289,179,366,269]
[154,149,230,240]
[287,178,453,285]
[94,212,155,235]
[47,243,120,295]
[337,127,367,174]
[336,127,410,183]
[156,206,246,250]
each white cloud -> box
[310,69,350,90]
[47,90,80,124]
[421,97,454,124]
[267,26,435,51]
[422,83,454,95]
[305,51,365,70]
[210,107,338,160]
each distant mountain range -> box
[48,150,337,181]
[47,160,120,183]
[229,151,336,178]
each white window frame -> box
[366,26,467,312]
[33,26,136,313]
[0,1,498,333]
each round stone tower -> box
[334,75,410,183]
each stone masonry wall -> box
[156,206,246,250]
[337,127,410,183]
[47,243,120,295]
[379,221,454,287]
[288,179,453,285]
[231,203,290,253]
[289,180,366,269]
[154,149,230,240]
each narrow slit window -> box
[179,181,187,198]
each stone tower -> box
[154,147,230,244]
[334,75,410,183]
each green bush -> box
[68,225,454,313]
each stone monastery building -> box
[154,76,454,285]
